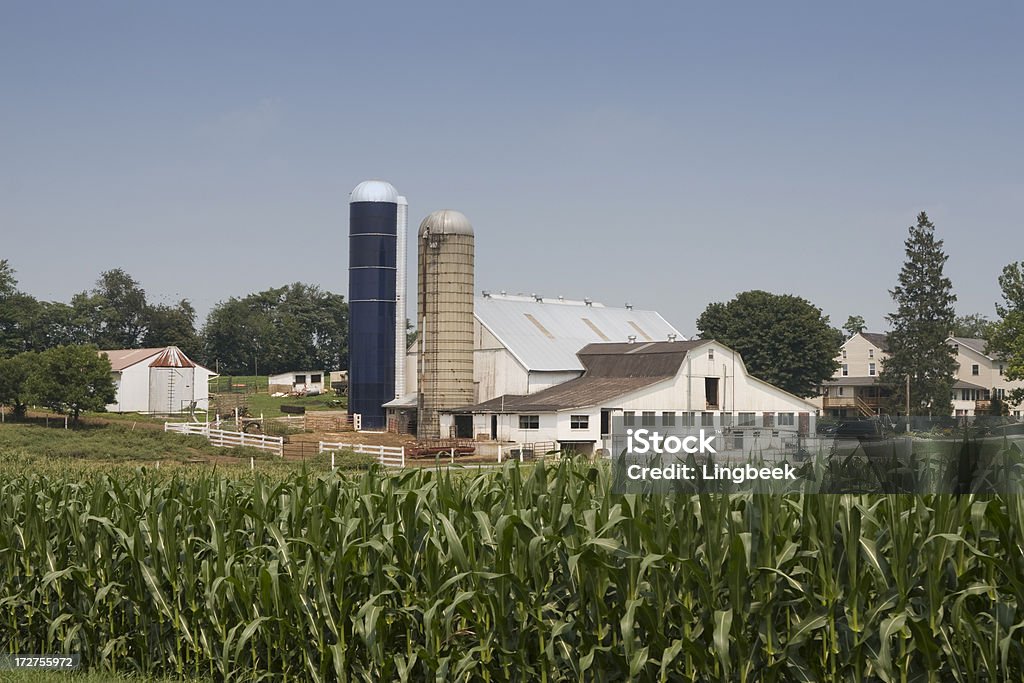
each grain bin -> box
[417,210,474,439]
[348,180,400,430]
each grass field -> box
[3,452,1023,681]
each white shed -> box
[101,346,217,415]
[268,371,326,394]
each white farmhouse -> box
[101,346,216,415]
[442,339,818,454]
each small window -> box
[518,415,539,430]
[721,412,733,427]
[311,374,322,384]
[570,415,588,430]
[868,363,876,376]
[868,349,874,358]
[681,412,695,427]
[842,349,847,359]
[738,412,755,427]
[641,411,656,426]
[842,364,849,377]
[701,412,714,426]
[763,413,774,428]
[838,387,845,397]
[777,413,795,426]
[623,411,636,427]
[972,364,980,376]
[661,411,675,426]
[996,388,1006,400]
[295,374,306,384]
[999,364,1004,376]
[708,348,714,360]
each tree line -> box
[696,212,1023,414]
[0,263,348,376]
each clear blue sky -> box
[2,2,1021,335]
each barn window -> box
[311,374,322,383]
[738,412,755,427]
[570,415,589,430]
[518,415,539,430]
[777,413,795,426]
[623,411,636,426]
[641,411,656,426]
[295,374,306,384]
[661,411,675,426]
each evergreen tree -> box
[879,212,958,415]
[842,315,866,338]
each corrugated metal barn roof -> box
[474,296,683,372]
[101,348,165,371]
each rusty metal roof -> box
[577,340,702,377]
[148,346,196,368]
[100,346,205,372]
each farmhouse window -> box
[570,415,589,430]
[972,364,979,376]
[518,415,539,430]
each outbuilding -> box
[268,371,326,395]
[101,346,217,415]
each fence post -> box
[450,447,455,464]
[401,447,405,467]
[240,431,246,448]
[250,456,254,471]
[331,452,335,470]
[379,444,385,465]
[497,445,502,464]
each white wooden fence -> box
[165,422,284,457]
[319,441,405,468]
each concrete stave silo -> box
[348,180,400,430]
[417,210,475,439]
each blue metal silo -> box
[348,180,399,430]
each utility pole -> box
[905,374,911,431]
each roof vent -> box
[584,298,592,307]
[625,302,633,310]
[500,290,507,296]
[668,334,677,342]
[628,335,637,344]
[482,290,491,298]
[557,295,564,302]
[533,294,543,302]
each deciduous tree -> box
[27,345,116,423]
[696,290,841,398]
[989,261,1024,406]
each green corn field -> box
[2,460,1023,682]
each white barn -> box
[442,340,818,454]
[101,346,216,415]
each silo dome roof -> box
[350,180,399,203]
[419,209,474,237]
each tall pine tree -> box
[879,212,957,415]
